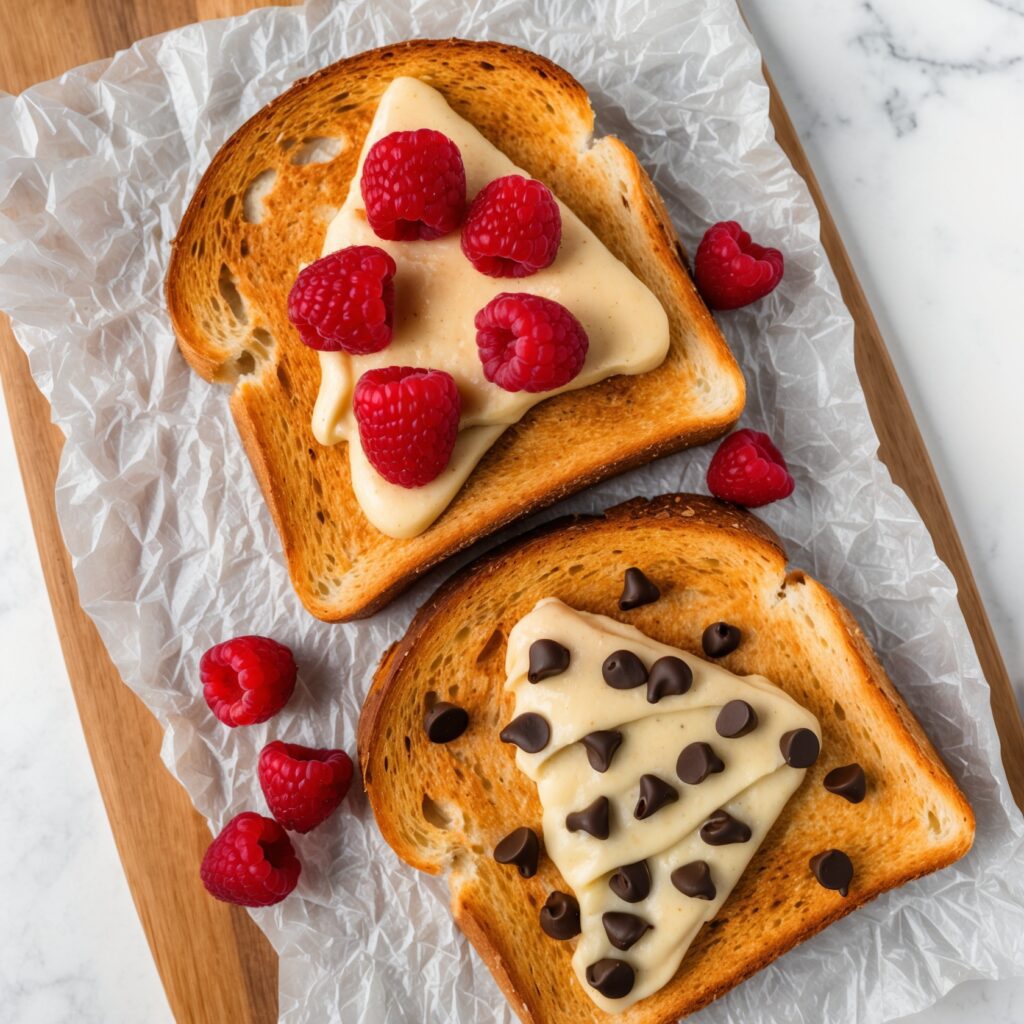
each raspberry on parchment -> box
[259,741,354,834]
[694,221,783,310]
[707,429,795,508]
[200,812,301,907]
[199,635,297,728]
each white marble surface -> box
[0,1,1021,1021]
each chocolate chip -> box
[824,763,866,803]
[582,730,623,773]
[671,860,716,900]
[528,639,570,682]
[634,774,678,820]
[810,849,854,896]
[539,891,580,940]
[423,702,468,743]
[700,809,752,846]
[702,621,741,658]
[716,699,758,738]
[619,567,660,610]
[780,728,820,768]
[586,958,635,1000]
[646,656,693,703]
[676,741,725,785]
[566,796,610,839]
[493,827,540,878]
[601,649,648,689]
[608,860,651,903]
[500,713,550,753]
[602,911,653,950]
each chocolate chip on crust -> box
[780,728,820,768]
[540,891,580,939]
[702,621,741,658]
[618,567,660,610]
[823,763,866,803]
[810,849,854,896]
[423,702,469,743]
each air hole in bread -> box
[278,135,296,151]
[404,735,411,754]
[240,238,249,257]
[218,264,248,324]
[422,794,453,831]
[476,628,505,664]
[311,476,323,498]
[316,510,325,525]
[250,326,273,360]
[332,91,349,103]
[276,361,290,393]
[223,194,236,218]
[424,690,439,711]
[833,701,846,720]
[232,350,256,377]
[927,810,942,834]
[447,684,459,698]
[242,169,277,223]
[290,135,345,166]
[480,60,495,71]
[336,102,358,113]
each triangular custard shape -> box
[504,599,820,1013]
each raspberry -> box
[287,246,396,354]
[475,293,588,393]
[258,741,354,833]
[707,429,795,508]
[694,221,784,310]
[353,366,461,488]
[360,129,466,241]
[461,175,562,278]
[200,636,297,728]
[200,812,301,907]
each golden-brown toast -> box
[359,494,974,1024]
[166,40,744,621]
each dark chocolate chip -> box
[602,911,653,950]
[500,713,550,753]
[581,730,623,773]
[619,567,661,610]
[493,827,540,878]
[634,774,678,820]
[780,728,820,768]
[646,656,693,703]
[702,621,741,658]
[539,891,580,940]
[823,763,866,803]
[608,860,651,903]
[810,849,854,896]
[423,702,468,743]
[566,796,611,839]
[671,860,716,900]
[586,958,635,1000]
[716,699,758,738]
[676,741,725,785]
[700,809,752,846]
[601,649,648,689]
[528,639,570,683]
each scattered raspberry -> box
[353,366,461,487]
[707,429,795,508]
[200,812,301,907]
[360,129,466,241]
[200,636,297,728]
[475,293,588,393]
[259,741,354,833]
[694,221,784,310]
[287,246,396,354]
[461,175,562,278]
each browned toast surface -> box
[166,40,744,621]
[359,494,974,1024]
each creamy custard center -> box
[311,77,670,538]
[504,599,819,1013]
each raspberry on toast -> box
[358,494,973,1024]
[166,41,744,621]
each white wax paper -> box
[1,1,1022,1022]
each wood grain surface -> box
[0,3,1020,1023]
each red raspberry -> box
[258,741,354,833]
[353,366,461,488]
[475,293,588,393]
[694,221,784,310]
[707,429,795,508]
[200,812,301,907]
[287,246,396,354]
[360,129,466,241]
[461,175,562,278]
[200,636,297,728]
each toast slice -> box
[358,494,974,1024]
[165,40,744,621]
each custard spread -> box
[312,77,670,538]
[504,599,819,1012]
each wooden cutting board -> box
[0,3,1020,1022]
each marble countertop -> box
[0,0,1020,1020]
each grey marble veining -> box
[0,0,1020,1020]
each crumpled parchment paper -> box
[0,1,1022,1021]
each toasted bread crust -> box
[359,494,974,1024]
[166,41,744,621]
